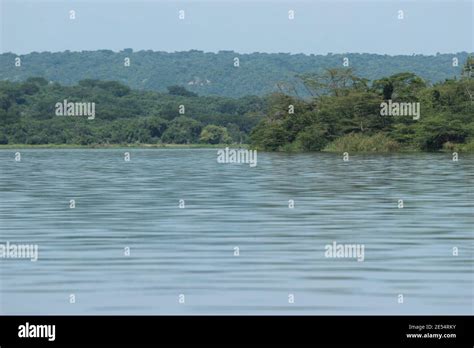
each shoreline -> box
[0,144,237,149]
[0,144,472,153]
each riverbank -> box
[0,143,243,149]
[1,143,473,152]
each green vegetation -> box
[323,133,401,153]
[0,50,471,98]
[0,78,265,145]
[1,56,472,152]
[250,57,474,152]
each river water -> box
[0,149,472,314]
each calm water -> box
[0,149,472,314]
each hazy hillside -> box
[0,50,471,97]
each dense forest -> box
[251,58,474,152]
[0,50,471,98]
[0,56,472,152]
[0,79,264,145]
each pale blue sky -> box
[1,0,472,54]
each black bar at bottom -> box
[0,315,472,346]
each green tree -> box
[199,125,231,144]
[167,85,198,97]
[161,116,202,144]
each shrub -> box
[324,133,400,152]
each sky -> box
[1,0,473,55]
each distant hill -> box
[0,50,471,97]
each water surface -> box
[0,149,472,314]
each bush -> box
[199,125,231,144]
[161,116,202,144]
[250,122,290,151]
[0,133,8,144]
[293,124,329,151]
[460,139,474,152]
[323,133,400,152]
[414,117,470,151]
[444,139,474,152]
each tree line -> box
[1,50,471,98]
[250,57,474,152]
[0,79,265,145]
[0,57,472,151]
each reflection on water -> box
[0,149,472,314]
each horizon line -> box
[1,49,473,57]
